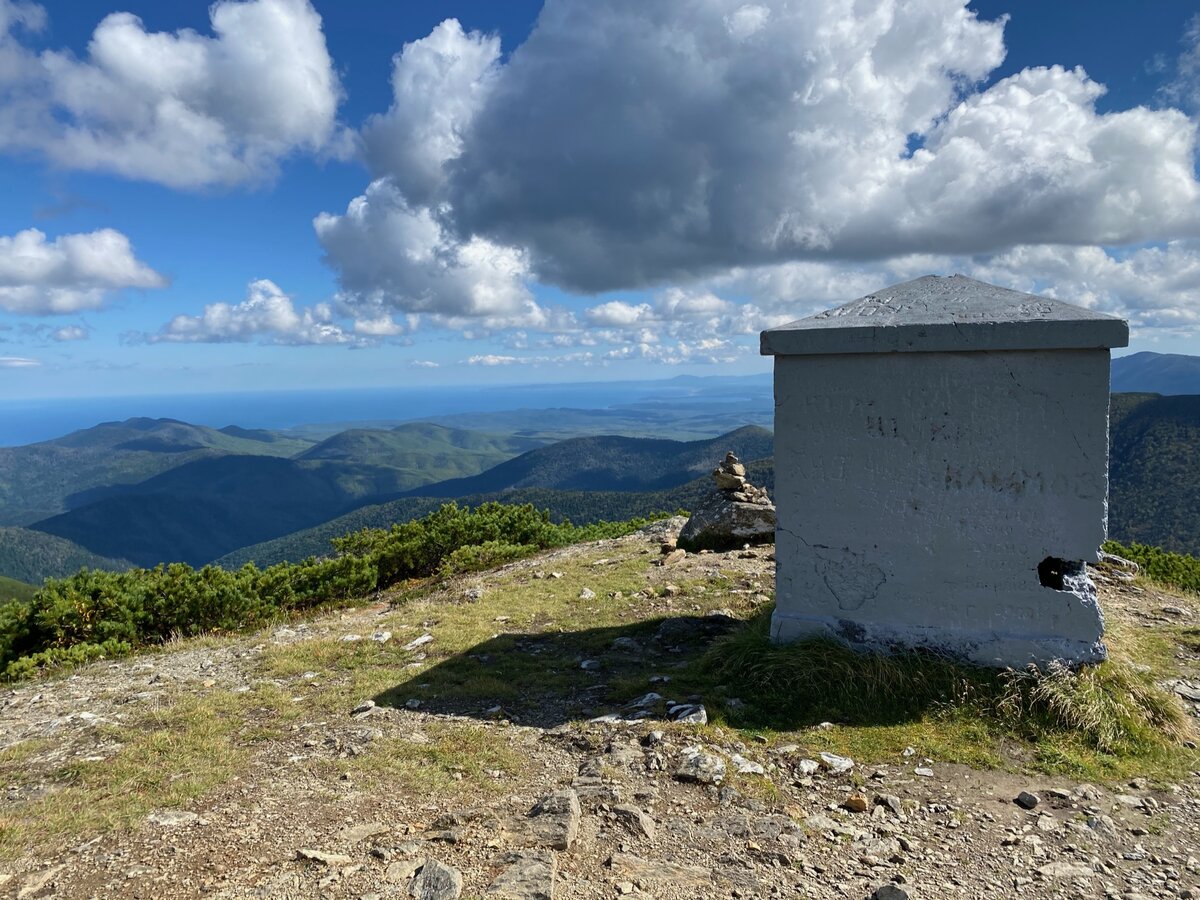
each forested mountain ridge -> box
[0,417,315,526]
[397,426,774,498]
[1111,352,1200,396]
[1108,393,1200,555]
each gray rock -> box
[409,858,463,899]
[669,703,708,725]
[676,748,726,785]
[608,853,710,888]
[486,851,556,899]
[578,588,596,600]
[678,492,776,552]
[612,805,656,840]
[871,886,911,900]
[1015,791,1040,810]
[527,790,581,851]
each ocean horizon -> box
[0,373,773,446]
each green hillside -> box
[399,425,773,498]
[297,423,544,475]
[27,424,553,569]
[0,526,133,584]
[1109,393,1200,555]
[214,458,775,568]
[0,417,314,525]
[0,575,36,603]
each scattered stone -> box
[351,699,376,718]
[668,703,708,725]
[17,865,65,900]
[372,631,392,644]
[580,659,601,671]
[676,747,726,785]
[403,633,434,652]
[795,759,820,777]
[338,823,390,843]
[660,548,687,566]
[341,634,363,642]
[1036,860,1094,880]
[874,795,904,818]
[842,793,869,813]
[730,753,765,776]
[409,858,463,899]
[610,636,641,652]
[296,849,354,866]
[486,850,556,899]
[1015,791,1040,810]
[146,810,202,827]
[385,860,423,884]
[612,804,656,840]
[914,767,934,778]
[526,790,582,851]
[870,886,911,900]
[579,588,597,600]
[608,853,711,888]
[405,698,423,710]
[818,751,854,774]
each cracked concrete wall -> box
[771,348,1111,667]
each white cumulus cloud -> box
[315,178,541,328]
[0,0,344,188]
[361,18,501,204]
[0,227,165,314]
[147,278,358,345]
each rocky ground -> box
[0,521,1198,899]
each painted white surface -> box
[770,348,1113,666]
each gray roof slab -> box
[760,274,1129,356]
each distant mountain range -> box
[398,426,773,498]
[1111,352,1200,395]
[18,421,545,569]
[2,375,1199,582]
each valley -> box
[0,386,1197,584]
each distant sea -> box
[0,374,773,446]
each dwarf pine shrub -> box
[0,502,662,679]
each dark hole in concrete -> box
[1038,556,1069,590]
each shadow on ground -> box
[373,612,741,730]
[372,606,979,732]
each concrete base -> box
[770,586,1108,669]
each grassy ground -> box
[0,533,1195,862]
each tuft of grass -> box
[699,609,1195,776]
[0,692,245,859]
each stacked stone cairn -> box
[677,451,776,551]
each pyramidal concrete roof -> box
[760,274,1129,356]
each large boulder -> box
[677,452,775,551]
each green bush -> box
[0,502,666,680]
[1103,540,1200,595]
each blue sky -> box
[1,0,1198,398]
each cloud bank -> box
[147,279,360,346]
[313,0,1200,350]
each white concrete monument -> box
[760,275,1129,667]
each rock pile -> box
[677,452,776,551]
